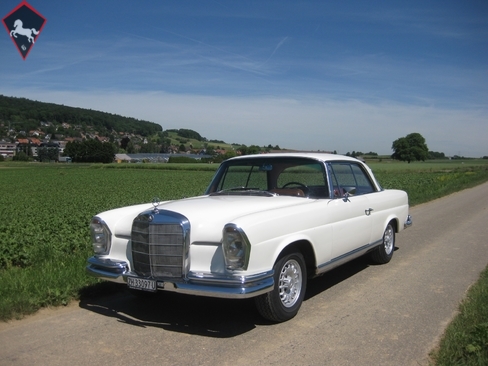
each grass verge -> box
[430,267,488,365]
[0,249,97,320]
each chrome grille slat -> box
[131,212,188,279]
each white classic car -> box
[87,153,412,322]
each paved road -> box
[1,182,488,365]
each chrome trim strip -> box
[187,271,273,285]
[86,256,274,299]
[87,256,128,272]
[164,271,274,299]
[86,266,124,279]
[316,240,382,274]
[86,257,128,280]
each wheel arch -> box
[383,215,399,233]
[389,217,399,232]
[276,240,316,279]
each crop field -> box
[369,159,488,206]
[0,163,217,319]
[1,159,488,320]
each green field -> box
[0,163,216,319]
[368,159,488,206]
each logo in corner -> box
[2,1,46,60]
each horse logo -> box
[10,19,39,44]
[2,1,46,60]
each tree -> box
[139,141,159,153]
[160,138,171,153]
[126,141,136,154]
[205,146,215,155]
[346,151,364,158]
[12,151,29,161]
[176,129,203,141]
[235,144,261,156]
[64,140,117,163]
[429,151,446,159]
[120,136,130,150]
[391,133,429,163]
[38,146,59,162]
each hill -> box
[0,95,274,157]
[0,94,162,137]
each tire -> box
[255,252,307,322]
[370,222,395,264]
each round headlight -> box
[90,217,111,255]
[222,224,250,270]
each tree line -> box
[63,139,117,163]
[391,132,452,162]
[0,95,162,137]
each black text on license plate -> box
[127,277,156,292]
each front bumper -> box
[86,256,274,299]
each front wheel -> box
[255,252,307,322]
[370,222,395,264]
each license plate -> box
[127,277,157,292]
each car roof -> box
[225,152,361,163]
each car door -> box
[327,162,375,260]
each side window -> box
[351,164,373,193]
[330,163,375,197]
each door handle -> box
[365,208,374,216]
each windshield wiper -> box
[210,187,274,197]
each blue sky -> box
[1,0,487,157]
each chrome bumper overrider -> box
[86,256,274,299]
[404,214,413,229]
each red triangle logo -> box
[2,1,47,60]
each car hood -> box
[98,194,313,242]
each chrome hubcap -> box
[384,225,394,255]
[278,259,302,308]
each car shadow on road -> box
[305,255,372,299]
[79,286,259,338]
[305,245,400,299]
[79,249,397,338]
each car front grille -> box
[131,210,190,279]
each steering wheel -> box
[282,181,309,195]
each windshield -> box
[205,157,330,198]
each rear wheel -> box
[255,252,307,322]
[370,222,395,264]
